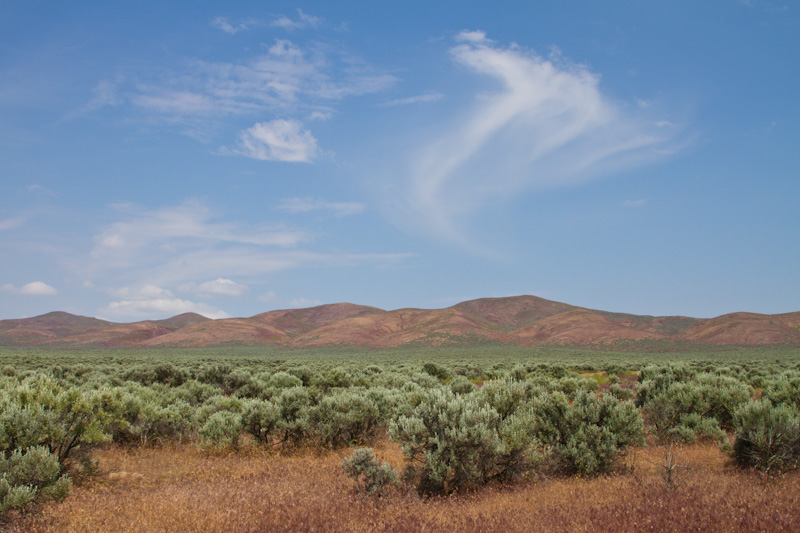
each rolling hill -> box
[0,296,798,348]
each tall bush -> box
[733,399,800,474]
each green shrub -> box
[529,390,645,476]
[733,399,800,474]
[0,376,116,470]
[390,388,534,494]
[241,399,279,445]
[341,448,398,496]
[274,387,312,446]
[608,383,634,401]
[0,446,71,515]
[308,390,381,448]
[450,375,475,395]
[422,362,450,381]
[199,411,243,450]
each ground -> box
[7,439,800,532]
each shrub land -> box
[1,345,800,531]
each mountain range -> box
[1,295,799,348]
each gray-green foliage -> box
[390,387,536,494]
[1,446,71,514]
[733,398,800,474]
[341,448,398,496]
[637,366,753,445]
[199,411,243,449]
[274,387,312,446]
[308,389,381,448]
[528,389,645,475]
[241,399,279,445]
[0,375,116,468]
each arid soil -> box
[8,440,800,532]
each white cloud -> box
[82,200,411,290]
[129,38,396,120]
[456,30,489,43]
[622,198,649,207]
[2,281,59,295]
[92,200,307,261]
[103,298,229,320]
[0,217,25,231]
[107,284,173,300]
[231,119,318,162]
[210,16,258,35]
[179,278,248,298]
[102,284,230,320]
[380,93,443,107]
[258,290,278,303]
[276,197,366,216]
[394,31,679,245]
[271,9,322,30]
[289,297,322,308]
[27,184,56,196]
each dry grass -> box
[7,441,800,532]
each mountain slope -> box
[1,297,798,348]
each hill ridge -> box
[1,297,798,348]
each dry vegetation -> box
[8,440,800,532]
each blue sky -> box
[1,1,798,321]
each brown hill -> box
[451,295,577,330]
[514,309,667,345]
[141,318,292,347]
[293,308,512,348]
[1,297,797,348]
[49,321,175,347]
[252,303,383,337]
[679,312,800,345]
[0,311,114,345]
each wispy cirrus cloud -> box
[129,38,396,121]
[211,10,321,35]
[622,198,649,207]
[380,93,443,107]
[0,217,26,231]
[179,278,248,298]
[392,30,681,246]
[276,197,366,216]
[82,201,412,307]
[271,9,322,31]
[210,16,259,35]
[228,119,319,162]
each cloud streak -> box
[129,38,396,121]
[230,119,319,162]
[81,201,412,310]
[276,197,366,216]
[396,31,679,245]
[179,278,248,298]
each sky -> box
[1,1,798,321]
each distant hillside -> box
[1,297,798,348]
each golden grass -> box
[7,441,800,532]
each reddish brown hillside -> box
[153,313,210,330]
[451,295,576,329]
[775,311,800,331]
[679,312,800,345]
[2,297,798,348]
[0,311,114,345]
[294,308,510,348]
[252,303,383,336]
[48,321,174,347]
[141,318,292,347]
[514,309,666,345]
